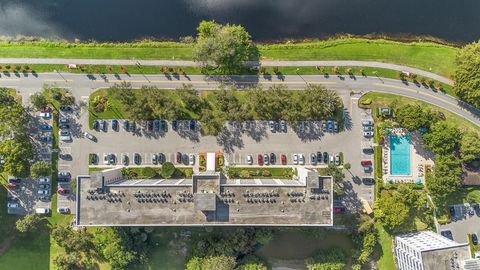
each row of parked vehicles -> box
[94,152,196,166]
[362,120,374,137]
[245,152,341,166]
[92,119,196,133]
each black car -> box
[316,152,322,163]
[172,120,178,131]
[270,153,276,164]
[189,120,195,131]
[146,120,153,131]
[59,105,72,112]
[93,120,99,130]
[134,153,141,165]
[90,153,98,164]
[38,196,50,202]
[362,178,374,185]
[153,120,160,132]
[130,121,136,132]
[323,152,329,163]
[449,206,455,217]
[59,153,72,160]
[123,155,128,165]
[59,124,70,130]
[158,153,166,164]
[123,120,129,131]
[112,119,118,131]
[160,120,167,132]
[8,178,21,184]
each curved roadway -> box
[0,58,453,85]
[0,72,477,127]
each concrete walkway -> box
[0,58,453,85]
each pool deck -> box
[382,128,434,185]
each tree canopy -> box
[454,41,480,109]
[427,154,462,203]
[423,121,460,155]
[16,214,42,233]
[460,132,480,165]
[30,161,52,179]
[394,104,440,131]
[194,20,258,73]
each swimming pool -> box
[389,135,411,176]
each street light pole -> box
[295,68,308,86]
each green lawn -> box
[228,167,295,179]
[375,223,395,270]
[0,38,458,78]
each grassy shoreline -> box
[0,38,457,78]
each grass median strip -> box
[227,167,295,179]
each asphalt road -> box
[1,72,478,127]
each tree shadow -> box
[216,127,244,154]
[292,121,324,142]
[343,108,353,131]
[242,121,268,142]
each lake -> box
[1,1,479,42]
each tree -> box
[299,85,342,120]
[161,162,176,179]
[427,154,462,202]
[16,214,41,233]
[343,163,351,170]
[395,104,439,130]
[194,20,258,73]
[200,109,225,136]
[423,121,460,155]
[53,252,83,270]
[305,247,346,270]
[110,82,136,106]
[454,41,480,109]
[374,192,410,231]
[0,136,33,177]
[186,255,236,270]
[325,164,345,184]
[30,92,48,110]
[30,161,52,178]
[460,132,480,165]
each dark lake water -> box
[1,0,479,42]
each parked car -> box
[58,171,71,179]
[263,154,269,165]
[363,126,373,131]
[270,153,276,164]
[176,152,182,163]
[440,230,453,240]
[40,135,53,143]
[57,207,70,214]
[59,124,70,130]
[281,154,287,165]
[334,153,340,165]
[134,153,141,165]
[40,112,51,119]
[268,121,275,132]
[258,154,263,166]
[103,153,116,165]
[7,202,19,208]
[123,154,129,165]
[362,178,374,185]
[84,132,97,142]
[59,117,69,124]
[130,121,136,132]
[310,153,317,165]
[39,184,50,189]
[247,155,253,165]
[59,153,72,160]
[123,120,129,131]
[334,206,345,213]
[35,208,50,214]
[152,154,158,165]
[298,154,305,165]
[327,120,334,132]
[292,154,298,165]
[112,119,118,131]
[323,152,329,163]
[333,121,338,133]
[363,166,373,173]
[41,106,52,113]
[189,120,196,131]
[362,120,374,126]
[158,153,166,164]
[182,154,188,164]
[8,178,21,184]
[37,189,50,195]
[39,177,50,184]
[280,120,287,132]
[93,120,99,130]
[189,154,195,165]
[90,153,98,164]
[172,120,178,131]
[160,120,167,132]
[146,120,153,131]
[40,124,52,131]
[329,155,334,164]
[59,131,72,141]
[100,120,106,131]
[322,122,327,132]
[316,152,322,163]
[363,131,373,137]
[361,160,372,166]
[38,196,50,202]
[472,233,478,245]
[153,120,160,132]
[59,105,72,112]
[7,183,19,190]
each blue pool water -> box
[390,135,411,176]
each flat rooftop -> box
[76,168,333,226]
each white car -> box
[83,132,96,141]
[363,131,373,137]
[59,131,72,142]
[362,120,373,126]
[35,208,50,215]
[57,207,70,214]
[246,155,253,165]
[329,155,335,164]
[40,112,51,119]
[39,177,51,184]
[189,154,195,165]
[298,154,305,165]
[334,153,340,166]
[292,154,298,165]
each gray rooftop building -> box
[75,167,333,226]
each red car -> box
[361,160,372,166]
[41,106,52,113]
[281,154,287,165]
[334,206,345,213]
[57,187,70,195]
[258,154,263,166]
[7,183,18,190]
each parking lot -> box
[55,94,374,211]
[440,203,480,243]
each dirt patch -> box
[0,233,17,256]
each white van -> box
[35,208,50,215]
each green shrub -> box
[217,156,224,166]
[262,170,272,177]
[361,98,372,105]
[239,170,250,178]
[161,162,176,178]
[140,167,157,179]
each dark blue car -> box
[327,120,334,132]
[40,124,52,131]
[189,120,195,131]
